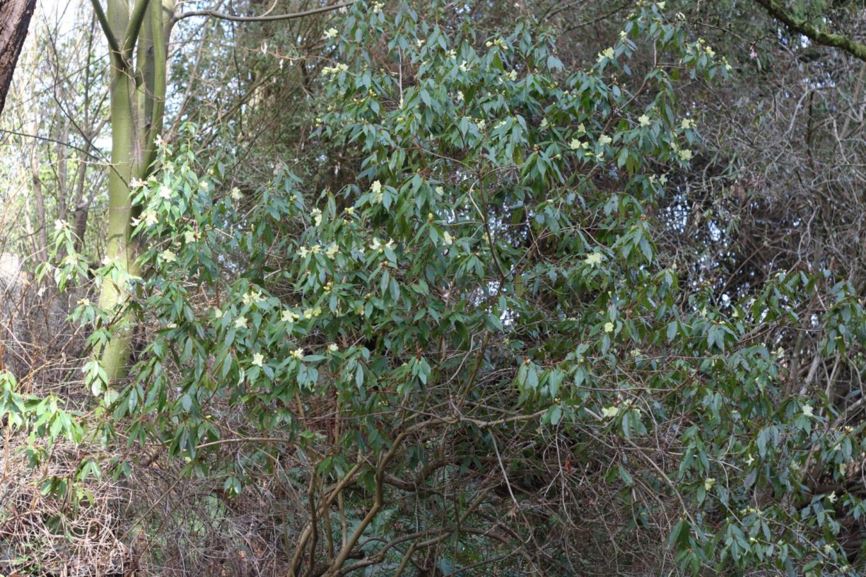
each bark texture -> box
[0,0,37,115]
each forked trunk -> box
[94,0,173,384]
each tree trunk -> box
[96,0,138,384]
[0,0,37,115]
[94,0,173,384]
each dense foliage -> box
[4,0,866,576]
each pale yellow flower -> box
[143,210,159,227]
[584,252,604,266]
[598,47,615,62]
[322,63,349,75]
[252,353,264,367]
[242,290,263,306]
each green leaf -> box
[548,404,562,425]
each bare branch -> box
[174,0,354,23]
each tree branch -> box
[88,0,122,63]
[122,0,151,59]
[140,0,172,177]
[174,0,354,23]
[754,0,866,62]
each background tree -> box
[0,0,37,115]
